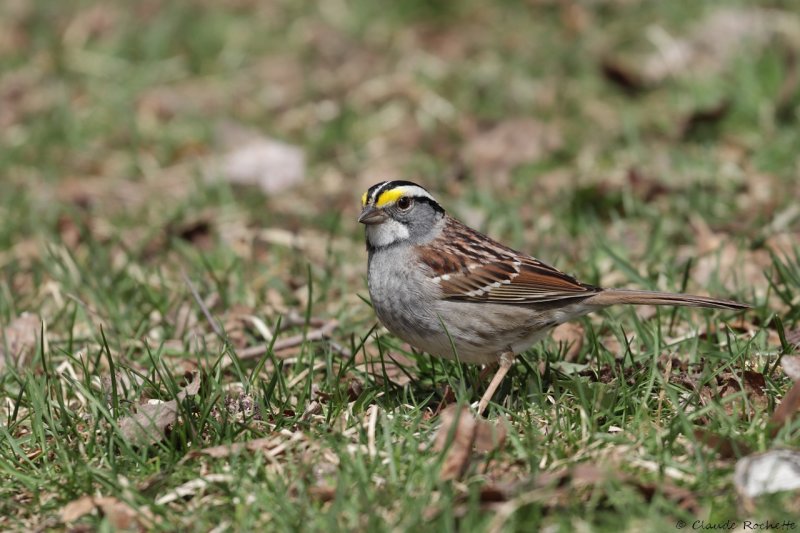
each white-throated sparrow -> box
[358,180,749,413]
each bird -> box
[358,180,749,414]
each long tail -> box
[584,288,749,311]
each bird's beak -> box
[358,205,389,225]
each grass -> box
[1,0,799,530]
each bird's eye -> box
[397,197,412,210]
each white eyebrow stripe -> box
[369,183,437,205]
[398,185,435,202]
[368,182,391,204]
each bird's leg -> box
[477,352,514,415]
[435,362,498,416]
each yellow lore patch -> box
[375,187,407,207]
[361,191,368,206]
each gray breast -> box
[367,245,446,351]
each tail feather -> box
[585,288,749,311]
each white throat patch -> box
[366,218,410,248]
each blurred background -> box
[1,0,798,338]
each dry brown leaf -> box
[177,372,201,399]
[155,474,234,506]
[93,497,142,530]
[100,371,146,402]
[625,167,672,202]
[0,312,41,370]
[60,495,146,529]
[551,322,584,362]
[702,370,770,418]
[600,57,648,93]
[168,212,215,251]
[307,485,336,502]
[776,48,800,119]
[786,328,800,353]
[62,5,120,47]
[434,406,508,481]
[434,406,477,481]
[632,479,699,514]
[599,333,624,358]
[607,8,798,88]
[118,372,200,447]
[475,415,509,454]
[679,99,730,140]
[56,213,85,248]
[197,437,279,459]
[692,428,752,460]
[769,380,800,438]
[488,462,700,531]
[212,121,305,194]
[460,118,562,182]
[534,463,605,491]
[119,400,179,447]
[782,355,800,381]
[60,495,95,523]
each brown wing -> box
[417,218,601,306]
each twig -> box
[238,319,339,360]
[182,270,225,340]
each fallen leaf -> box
[632,479,699,514]
[0,312,41,370]
[551,322,584,362]
[196,436,283,459]
[155,474,234,505]
[460,118,562,182]
[212,121,304,194]
[769,379,800,438]
[118,372,199,447]
[62,5,120,47]
[782,355,800,381]
[60,495,95,523]
[60,495,147,529]
[775,48,799,120]
[100,371,146,404]
[707,370,770,417]
[347,378,363,401]
[692,428,752,459]
[307,485,336,502]
[168,212,215,250]
[786,328,800,353]
[734,449,800,498]
[474,415,509,453]
[119,400,179,448]
[177,372,201,399]
[93,497,142,530]
[626,167,671,202]
[434,406,507,481]
[434,406,476,481]
[603,8,799,88]
[525,462,699,513]
[301,400,323,421]
[679,99,730,140]
[600,57,649,93]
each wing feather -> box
[416,218,601,306]
[438,258,598,304]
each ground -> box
[1,0,799,531]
